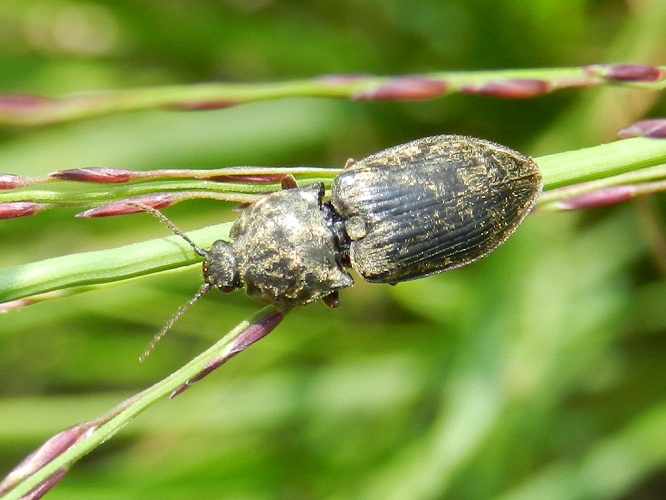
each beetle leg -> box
[344,158,357,169]
[281,174,298,190]
[322,290,340,308]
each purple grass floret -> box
[584,63,665,82]
[50,167,134,183]
[77,194,174,217]
[0,422,97,499]
[23,469,67,500]
[617,118,666,139]
[0,94,52,112]
[461,79,550,98]
[557,185,636,210]
[170,309,285,398]
[0,201,46,219]
[0,173,32,189]
[0,298,34,312]
[354,77,447,100]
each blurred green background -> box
[1,1,666,499]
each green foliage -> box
[1,1,666,499]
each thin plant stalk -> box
[0,64,663,126]
[0,306,285,500]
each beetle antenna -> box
[140,282,212,362]
[128,202,208,258]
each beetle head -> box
[202,240,241,293]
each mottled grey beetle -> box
[137,134,541,354]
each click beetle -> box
[135,134,542,351]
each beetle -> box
[135,134,541,353]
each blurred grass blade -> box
[0,65,664,126]
[0,223,231,304]
[0,306,284,500]
[536,137,666,189]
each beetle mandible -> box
[135,134,542,352]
